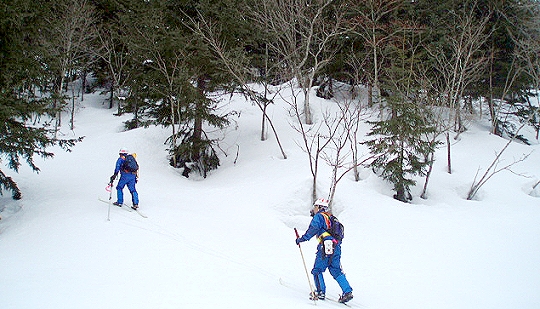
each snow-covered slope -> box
[1,88,539,309]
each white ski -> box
[98,197,148,218]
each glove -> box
[295,238,302,245]
[109,174,116,183]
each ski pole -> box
[295,228,316,302]
[105,182,113,221]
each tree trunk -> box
[367,83,373,107]
[109,81,114,110]
[446,132,452,174]
[81,70,86,102]
[194,76,207,161]
[421,153,434,199]
[70,83,75,130]
[169,96,177,167]
[303,85,313,125]
[261,85,268,141]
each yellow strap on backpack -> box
[131,153,139,178]
[318,212,333,243]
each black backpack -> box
[122,154,139,173]
[323,213,345,242]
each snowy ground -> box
[1,87,540,309]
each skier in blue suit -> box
[109,148,139,210]
[295,198,353,303]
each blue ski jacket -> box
[297,211,334,244]
[114,157,126,175]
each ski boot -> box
[338,292,353,303]
[309,291,325,300]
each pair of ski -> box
[311,292,352,307]
[279,278,353,307]
[322,297,352,307]
[98,198,147,218]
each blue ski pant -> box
[116,173,139,205]
[312,244,352,294]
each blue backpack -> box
[122,154,139,173]
[322,212,345,242]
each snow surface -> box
[1,86,540,309]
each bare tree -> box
[42,0,97,133]
[285,82,372,205]
[321,96,372,204]
[426,5,491,134]
[181,11,288,160]
[486,49,526,138]
[94,24,132,114]
[424,4,491,174]
[413,62,453,197]
[467,121,531,200]
[349,0,402,107]
[284,87,335,202]
[320,107,350,205]
[343,96,368,182]
[247,0,348,125]
[462,1,540,200]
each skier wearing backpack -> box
[295,198,353,303]
[109,148,139,210]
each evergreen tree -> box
[364,100,437,202]
[364,15,437,202]
[0,0,81,199]
[117,0,230,178]
[482,0,539,140]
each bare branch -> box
[181,10,288,160]
[467,120,532,200]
